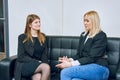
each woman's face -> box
[30,19,40,31]
[84,15,92,31]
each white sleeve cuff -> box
[69,58,74,62]
[71,60,80,66]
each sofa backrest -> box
[107,38,120,78]
[47,36,120,78]
[47,36,79,73]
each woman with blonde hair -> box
[14,14,50,80]
[56,10,109,80]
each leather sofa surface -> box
[0,36,120,80]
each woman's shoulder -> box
[41,32,47,39]
[98,31,107,37]
[18,33,26,39]
[94,31,107,39]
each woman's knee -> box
[35,63,50,73]
[32,73,41,80]
[42,63,50,72]
[45,63,50,70]
[61,68,69,76]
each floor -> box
[0,52,6,61]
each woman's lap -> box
[21,60,40,77]
[61,63,109,80]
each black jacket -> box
[73,31,108,67]
[14,33,48,80]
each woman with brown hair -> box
[14,14,50,80]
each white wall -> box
[8,0,120,56]
[8,0,63,56]
[63,0,120,36]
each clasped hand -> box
[56,56,72,69]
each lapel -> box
[25,39,34,56]
[79,32,89,52]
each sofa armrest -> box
[0,55,17,80]
[116,63,120,80]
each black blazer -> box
[14,33,48,80]
[73,31,108,67]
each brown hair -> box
[84,10,101,37]
[23,14,45,44]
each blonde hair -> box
[23,14,45,44]
[84,10,101,38]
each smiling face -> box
[84,15,92,32]
[30,19,41,31]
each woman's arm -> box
[17,34,33,62]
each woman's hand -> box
[59,56,69,62]
[56,56,73,69]
[56,60,72,69]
